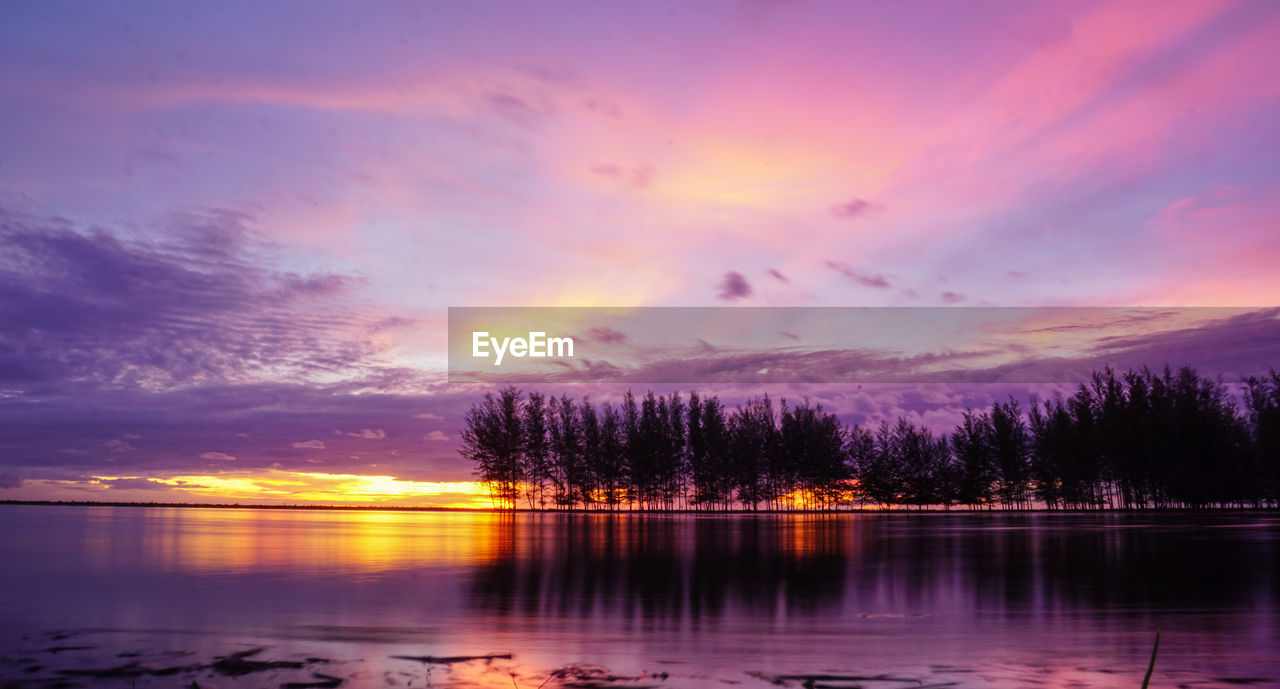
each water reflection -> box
[0,506,1277,689]
[469,512,1280,627]
[471,515,857,621]
[70,506,512,574]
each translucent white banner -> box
[447,307,1280,383]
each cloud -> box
[0,376,476,486]
[345,428,386,439]
[412,413,443,420]
[102,438,134,452]
[292,440,326,449]
[102,477,171,490]
[717,271,752,300]
[586,327,628,344]
[941,291,968,303]
[824,261,891,288]
[831,198,877,218]
[0,210,377,395]
[0,473,23,489]
[0,2,1272,499]
[582,98,623,119]
[485,91,545,122]
[767,268,790,283]
[4,311,1278,492]
[448,309,1280,387]
[590,162,654,189]
[1082,308,1280,374]
[200,451,236,461]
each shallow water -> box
[0,505,1276,688]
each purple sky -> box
[1,1,1279,504]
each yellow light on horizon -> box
[78,470,492,508]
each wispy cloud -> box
[344,428,387,439]
[590,162,655,189]
[824,261,891,288]
[830,198,877,218]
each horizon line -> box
[3,500,1277,514]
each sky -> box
[1,0,1279,505]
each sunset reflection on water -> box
[74,506,514,574]
[0,506,1277,689]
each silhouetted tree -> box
[549,394,585,508]
[596,402,628,509]
[522,391,551,509]
[579,399,602,509]
[990,398,1031,508]
[853,422,903,509]
[633,392,662,509]
[952,409,996,509]
[688,393,732,509]
[844,423,875,505]
[459,386,523,509]
[701,395,732,509]
[460,365,1278,511]
[730,396,778,510]
[781,400,848,509]
[661,393,687,509]
[893,418,952,509]
[1245,370,1280,506]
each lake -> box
[0,505,1276,688]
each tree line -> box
[459,365,1280,511]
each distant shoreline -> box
[1,500,1275,514]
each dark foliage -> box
[459,366,1279,510]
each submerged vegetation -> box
[461,365,1280,511]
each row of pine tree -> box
[460,366,1280,511]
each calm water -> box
[0,506,1277,688]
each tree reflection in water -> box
[470,512,1280,630]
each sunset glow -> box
[22,472,492,508]
[2,4,1279,688]
[1,0,1278,503]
